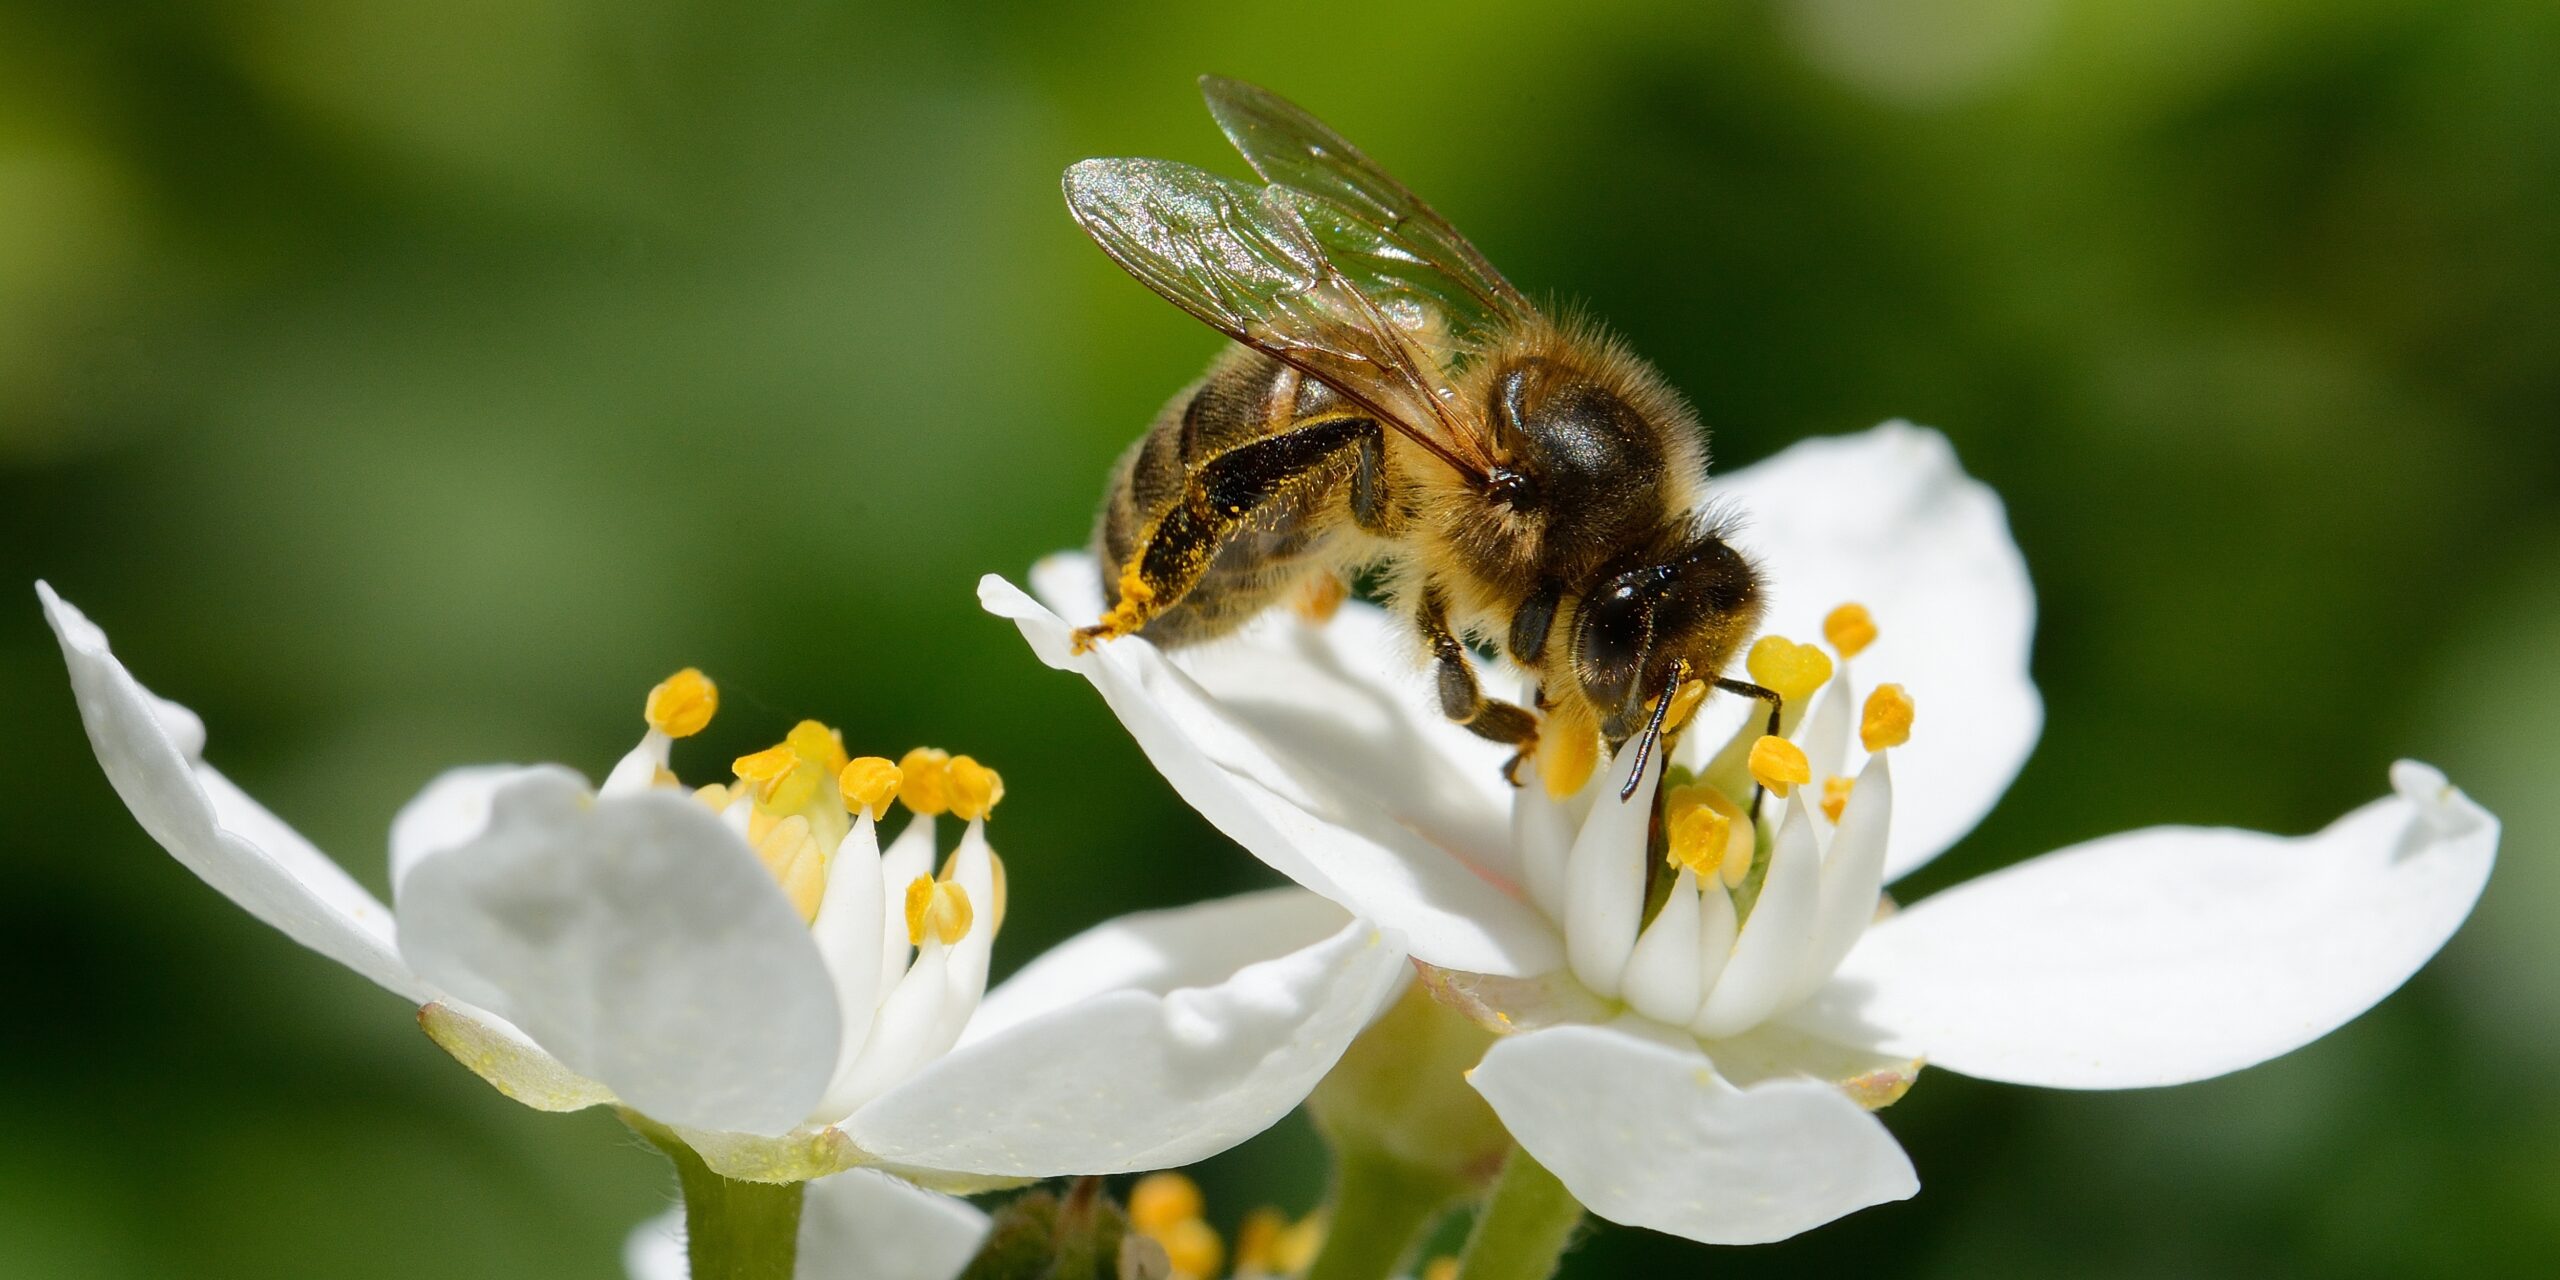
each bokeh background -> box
[3,0,2554,1275]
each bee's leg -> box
[1712,676,1785,814]
[1074,417,1381,652]
[1417,587,1540,783]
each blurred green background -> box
[3,0,2554,1275]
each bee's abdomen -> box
[1091,346,1344,646]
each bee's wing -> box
[1200,75,1537,340]
[1065,157,1497,483]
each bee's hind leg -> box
[1418,587,1541,785]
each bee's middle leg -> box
[1075,417,1385,651]
[1418,587,1541,784]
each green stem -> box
[1454,1148,1583,1280]
[632,1117,804,1280]
[1302,1146,1454,1280]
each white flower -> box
[624,1169,988,1280]
[42,584,1405,1188]
[982,422,2499,1244]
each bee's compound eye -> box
[1571,573,1655,716]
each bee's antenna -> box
[1618,659,1691,802]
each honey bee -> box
[1068,77,1780,796]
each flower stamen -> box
[755,814,826,923]
[1666,782,1754,887]
[1824,602,1878,659]
[1861,684,1915,751]
[1748,734,1811,796]
[1821,774,1856,823]
[1746,635,1834,704]
[838,756,902,818]
[903,875,972,946]
[899,747,953,816]
[644,667,718,738]
[947,755,1005,821]
[1537,697,1601,798]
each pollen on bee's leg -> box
[1825,603,1878,660]
[1821,774,1856,823]
[1072,566,1157,653]
[1861,684,1915,751]
[1663,678,1709,734]
[1536,699,1599,798]
[946,756,1005,821]
[903,875,972,946]
[644,667,718,738]
[1291,572,1349,624]
[1749,735,1811,796]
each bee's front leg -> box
[1418,587,1541,785]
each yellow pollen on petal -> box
[1156,1218,1222,1280]
[1825,602,1878,660]
[1537,697,1601,798]
[755,815,826,923]
[899,747,953,816]
[644,668,718,738]
[785,719,849,776]
[1746,635,1834,703]
[946,755,1005,821]
[1822,774,1856,823]
[1749,734,1811,796]
[838,756,901,818]
[1862,683,1915,752]
[1129,1173,1203,1234]
[903,875,972,946]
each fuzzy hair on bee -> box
[1068,77,1780,794]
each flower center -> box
[1522,603,1916,1041]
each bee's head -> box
[1570,528,1765,743]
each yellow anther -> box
[1746,635,1834,703]
[1536,698,1601,799]
[1424,1259,1460,1280]
[899,747,953,816]
[987,850,1008,933]
[693,782,733,813]
[1129,1173,1203,1234]
[1861,683,1915,752]
[644,668,718,738]
[651,764,680,790]
[1273,1215,1326,1272]
[1666,783,1754,887]
[733,743,796,786]
[1156,1217,1222,1279]
[1748,734,1811,796]
[785,719,849,776]
[839,756,902,818]
[1234,1207,1287,1271]
[1825,602,1878,660]
[947,755,1006,821]
[1822,774,1856,823]
[754,815,826,923]
[903,875,973,946]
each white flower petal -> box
[1714,424,2041,882]
[797,1169,990,1280]
[1564,743,1656,996]
[1793,753,1894,1003]
[964,887,1351,1046]
[391,764,538,893]
[982,573,1558,977]
[876,816,935,1008]
[1694,796,1824,1038]
[1511,779,1576,923]
[417,999,616,1112]
[1622,871,1704,1026]
[1470,1021,1917,1245]
[811,812,889,1091]
[844,915,1408,1177]
[41,583,425,1002]
[620,1169,988,1280]
[1792,761,2497,1089]
[396,768,841,1135]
